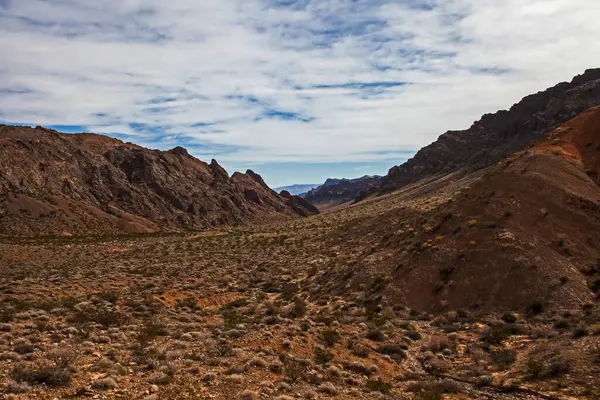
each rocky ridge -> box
[0,125,317,236]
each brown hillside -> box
[0,125,317,236]
[308,108,600,313]
[533,105,600,186]
[380,68,600,193]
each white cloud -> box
[1,0,599,165]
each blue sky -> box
[1,0,599,187]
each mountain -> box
[0,125,318,236]
[380,68,600,193]
[273,183,319,196]
[304,175,382,210]
[309,105,600,313]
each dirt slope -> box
[0,125,317,236]
[380,68,600,193]
[309,107,600,313]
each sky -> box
[1,1,599,187]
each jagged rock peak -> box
[169,146,190,157]
[245,169,270,190]
[210,159,229,181]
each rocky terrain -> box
[313,106,600,313]
[0,126,317,237]
[0,74,599,400]
[380,69,600,193]
[304,176,383,210]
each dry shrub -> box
[365,378,392,394]
[47,345,79,369]
[407,379,463,400]
[320,329,341,347]
[280,354,310,382]
[525,345,574,380]
[426,335,449,352]
[12,364,72,387]
[313,346,334,365]
[491,349,517,370]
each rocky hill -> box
[0,125,317,236]
[309,106,600,313]
[380,68,600,193]
[304,175,383,210]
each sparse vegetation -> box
[1,111,600,399]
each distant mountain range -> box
[302,175,383,210]
[273,183,319,196]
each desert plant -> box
[365,378,392,394]
[313,346,334,365]
[12,364,72,387]
[491,349,517,369]
[290,297,307,318]
[47,345,79,369]
[321,329,341,347]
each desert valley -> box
[0,69,599,400]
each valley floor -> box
[0,205,598,399]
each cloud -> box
[1,0,599,167]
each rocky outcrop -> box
[280,190,320,216]
[0,125,318,236]
[380,69,600,193]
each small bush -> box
[13,339,34,355]
[366,328,386,342]
[408,379,462,400]
[281,355,310,382]
[91,377,118,390]
[501,313,517,323]
[47,345,79,369]
[290,298,307,319]
[480,323,523,345]
[351,343,371,358]
[553,319,570,329]
[365,378,392,394]
[405,330,422,341]
[138,316,168,346]
[491,349,517,369]
[426,335,449,352]
[572,326,589,339]
[71,306,128,327]
[12,364,72,387]
[525,351,572,379]
[526,301,545,316]
[376,343,407,360]
[222,309,248,329]
[5,380,31,394]
[175,296,199,310]
[345,361,372,376]
[313,346,334,365]
[97,290,121,304]
[238,390,259,400]
[321,329,341,347]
